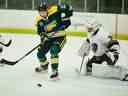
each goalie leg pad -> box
[92,64,128,80]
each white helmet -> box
[86,19,101,32]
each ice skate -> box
[50,70,59,81]
[35,63,49,73]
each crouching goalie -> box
[34,2,73,79]
[78,19,128,81]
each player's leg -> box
[92,63,128,80]
[50,37,66,79]
[86,56,103,75]
[35,41,51,72]
[104,53,119,66]
[103,53,128,80]
[86,58,93,74]
[90,54,114,76]
[0,45,3,64]
[91,54,128,80]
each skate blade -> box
[50,76,60,81]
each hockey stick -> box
[75,54,86,74]
[0,43,41,65]
[0,37,47,65]
[0,40,12,47]
[1,32,64,65]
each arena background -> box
[0,0,128,40]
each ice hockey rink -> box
[0,33,128,96]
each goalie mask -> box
[86,19,101,33]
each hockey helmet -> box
[38,2,48,11]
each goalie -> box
[78,19,128,81]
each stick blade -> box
[0,40,12,47]
[0,58,17,65]
[5,40,12,47]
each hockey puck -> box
[37,83,42,87]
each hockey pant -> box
[86,53,119,72]
[37,36,66,71]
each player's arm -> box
[107,40,120,65]
[37,20,65,39]
[59,3,73,29]
[108,40,120,58]
[60,3,73,20]
[36,19,46,36]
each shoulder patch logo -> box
[39,22,44,26]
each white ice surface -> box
[0,33,128,96]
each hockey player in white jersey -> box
[78,19,128,81]
[0,34,12,64]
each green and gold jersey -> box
[35,4,73,35]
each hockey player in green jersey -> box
[34,2,73,79]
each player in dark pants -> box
[36,36,66,78]
[34,2,73,79]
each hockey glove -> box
[40,32,55,40]
[47,32,55,38]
